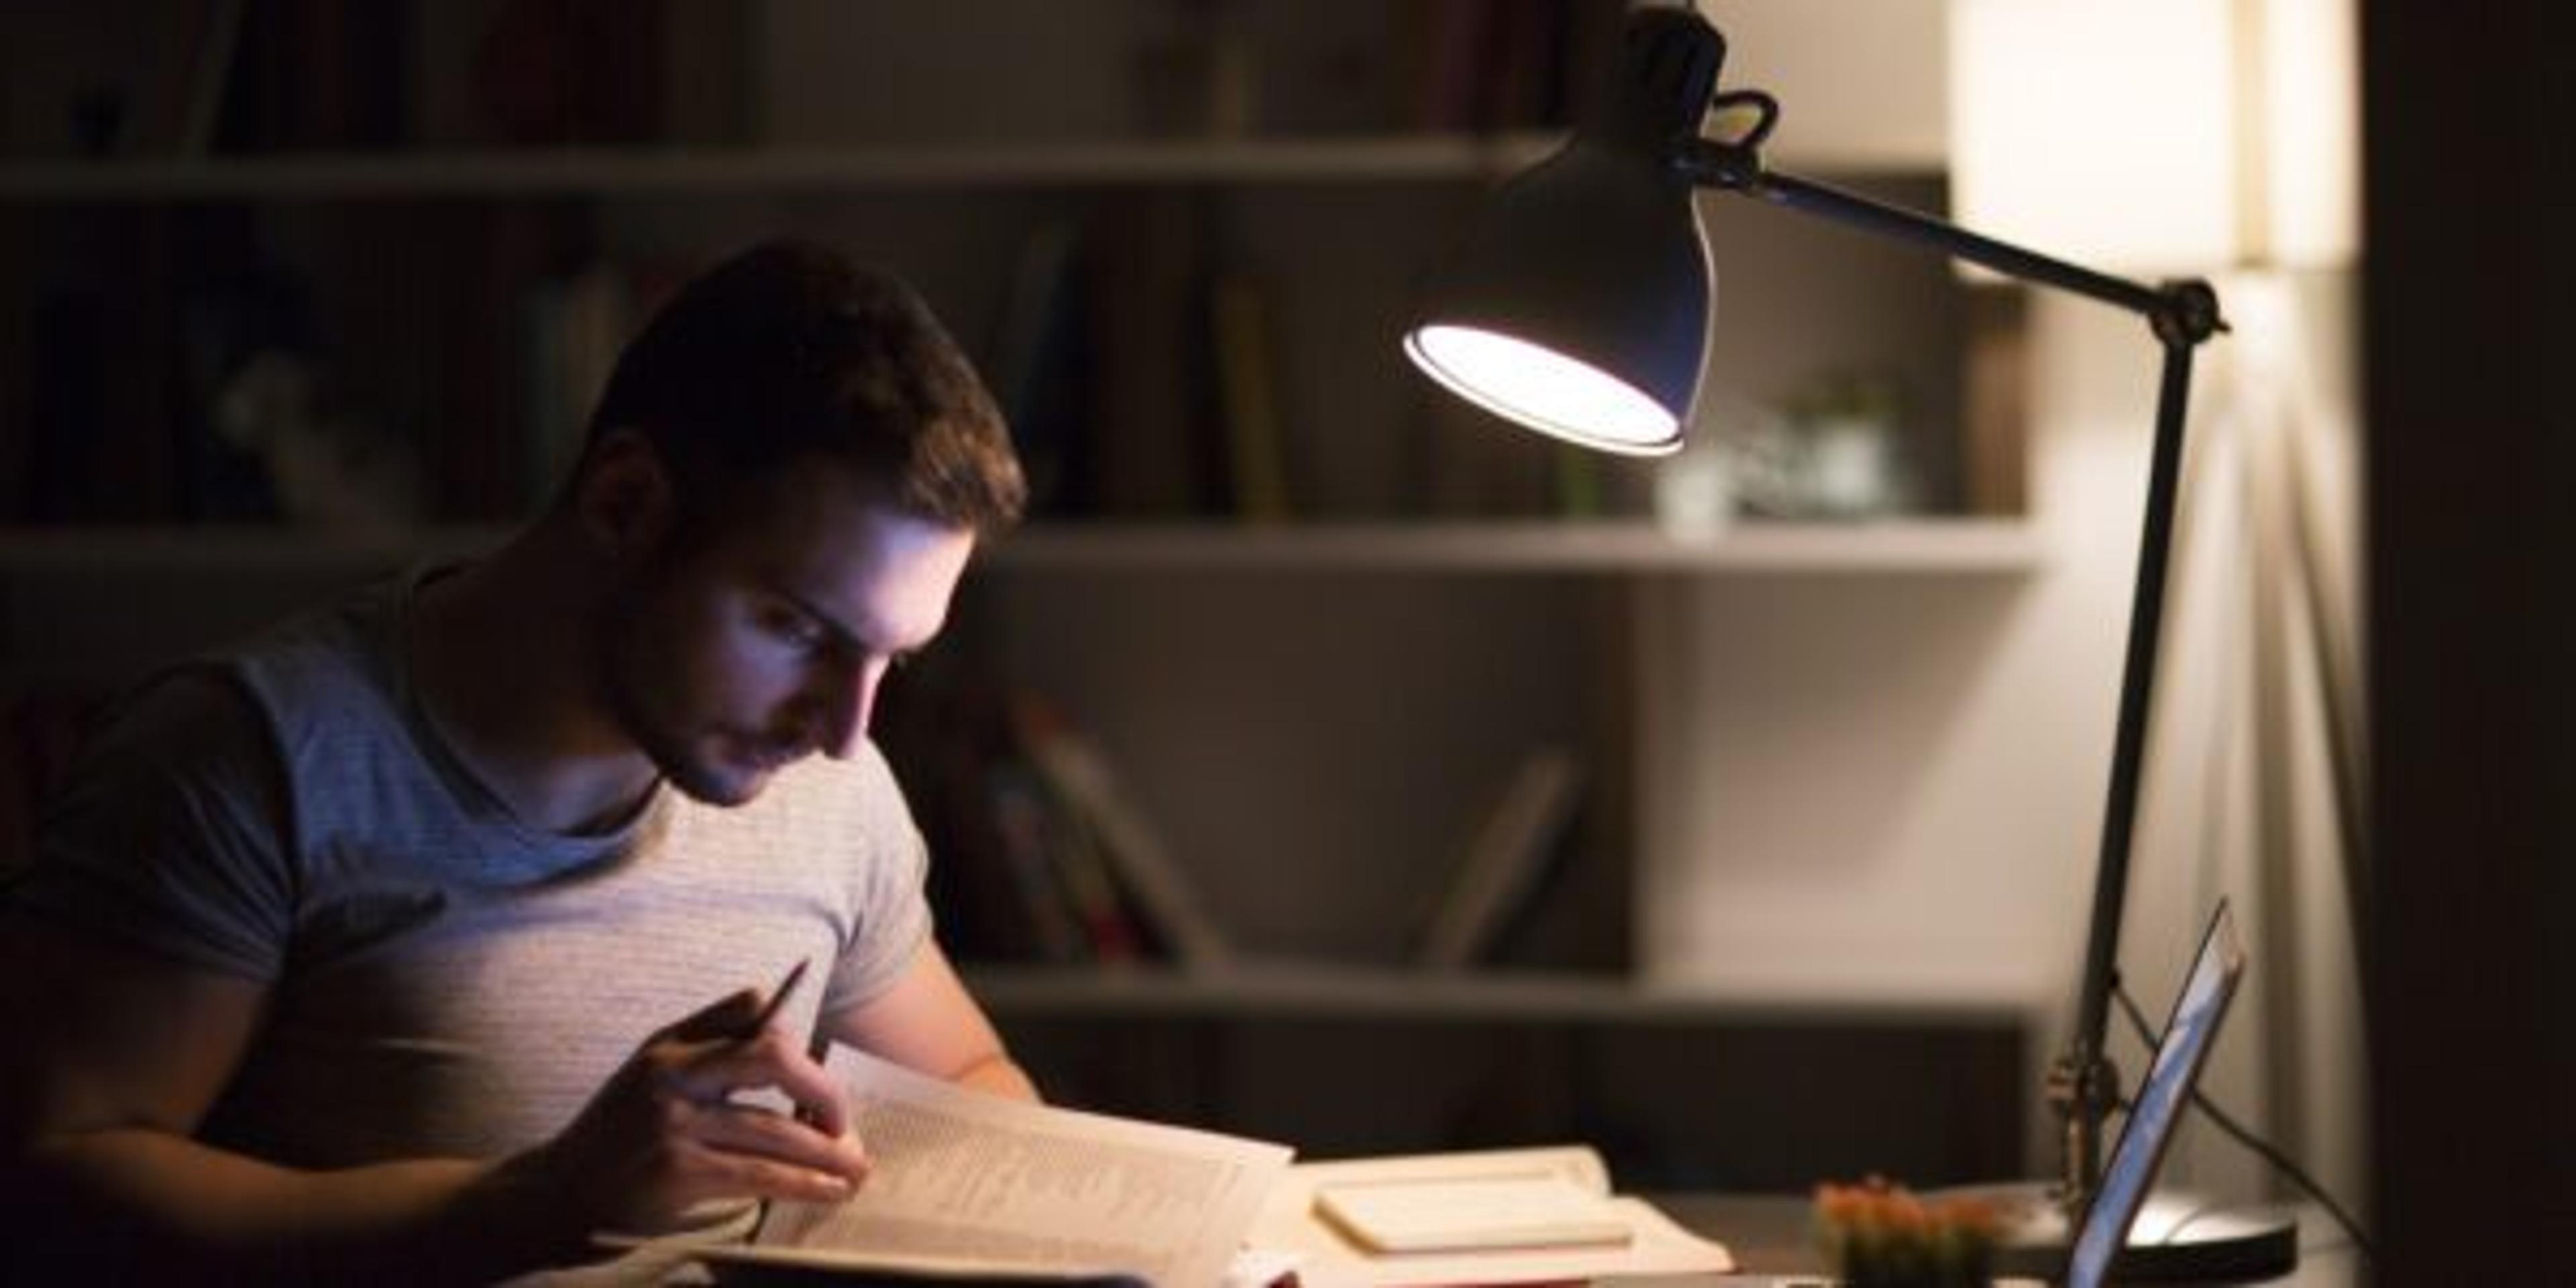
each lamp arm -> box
[1678,134,2227,1203]
[1677,140,2224,345]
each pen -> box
[741,957,811,1041]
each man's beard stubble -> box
[588,574,757,809]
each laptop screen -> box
[2065,900,2247,1288]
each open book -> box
[661,1046,1731,1286]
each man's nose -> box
[818,656,891,759]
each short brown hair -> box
[586,239,1026,534]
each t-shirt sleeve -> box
[819,744,934,1016]
[8,670,296,981]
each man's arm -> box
[823,941,1038,1101]
[0,922,571,1283]
[0,922,869,1284]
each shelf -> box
[0,525,506,573]
[961,961,2023,1026]
[0,135,1945,203]
[986,519,2043,575]
[0,519,2041,577]
[0,136,1561,201]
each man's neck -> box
[408,522,658,835]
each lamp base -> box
[1933,1181,2300,1282]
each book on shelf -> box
[1388,0,1625,132]
[1210,271,1293,523]
[981,761,1095,966]
[619,1045,1731,1287]
[517,262,633,511]
[987,221,1095,517]
[1415,747,1586,969]
[515,256,696,511]
[195,0,405,154]
[1035,766,1154,967]
[171,0,246,156]
[1016,698,1236,972]
[873,665,1100,968]
[1081,191,1225,519]
[990,210,1293,525]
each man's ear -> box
[573,428,674,560]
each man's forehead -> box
[759,520,969,648]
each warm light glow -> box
[1403,325,1681,456]
[2252,0,2359,265]
[1949,0,2358,272]
[1950,0,2239,274]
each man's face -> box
[596,465,975,806]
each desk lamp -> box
[1403,5,2292,1277]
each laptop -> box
[2061,899,2247,1287]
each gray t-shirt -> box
[11,570,933,1169]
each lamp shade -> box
[1403,138,1711,455]
[1403,7,1724,456]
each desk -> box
[1630,1195,2364,1287]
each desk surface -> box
[1639,1195,2363,1287]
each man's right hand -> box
[509,984,873,1236]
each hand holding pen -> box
[515,958,871,1236]
[739,957,812,1042]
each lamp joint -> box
[1674,138,1762,191]
[2153,279,2229,347]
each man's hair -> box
[585,238,1026,535]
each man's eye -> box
[761,607,824,649]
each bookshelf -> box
[0,0,2008,949]
[0,0,2028,1183]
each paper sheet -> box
[755,1045,1293,1286]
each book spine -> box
[1210,273,1291,524]
[1417,748,1585,969]
[984,763,1093,965]
[1017,700,1234,971]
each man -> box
[0,239,1036,1283]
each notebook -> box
[2062,899,2247,1288]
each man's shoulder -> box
[78,667,278,782]
[223,580,402,701]
[64,577,416,805]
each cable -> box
[2114,980,2377,1260]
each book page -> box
[1245,1146,1734,1287]
[757,1044,1293,1286]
